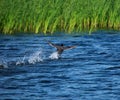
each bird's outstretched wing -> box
[64,46,76,50]
[45,40,59,48]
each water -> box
[0,31,120,100]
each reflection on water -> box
[0,31,120,100]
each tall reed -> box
[0,0,120,34]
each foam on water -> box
[49,52,60,59]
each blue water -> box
[0,31,120,100]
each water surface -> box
[0,31,120,100]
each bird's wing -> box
[64,46,76,50]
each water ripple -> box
[0,32,120,99]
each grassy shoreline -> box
[0,0,120,34]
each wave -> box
[105,66,120,70]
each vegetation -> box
[0,0,120,34]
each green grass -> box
[0,0,120,34]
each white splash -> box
[49,52,60,59]
[16,48,43,65]
[0,59,8,68]
[28,50,43,64]
[16,56,26,65]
